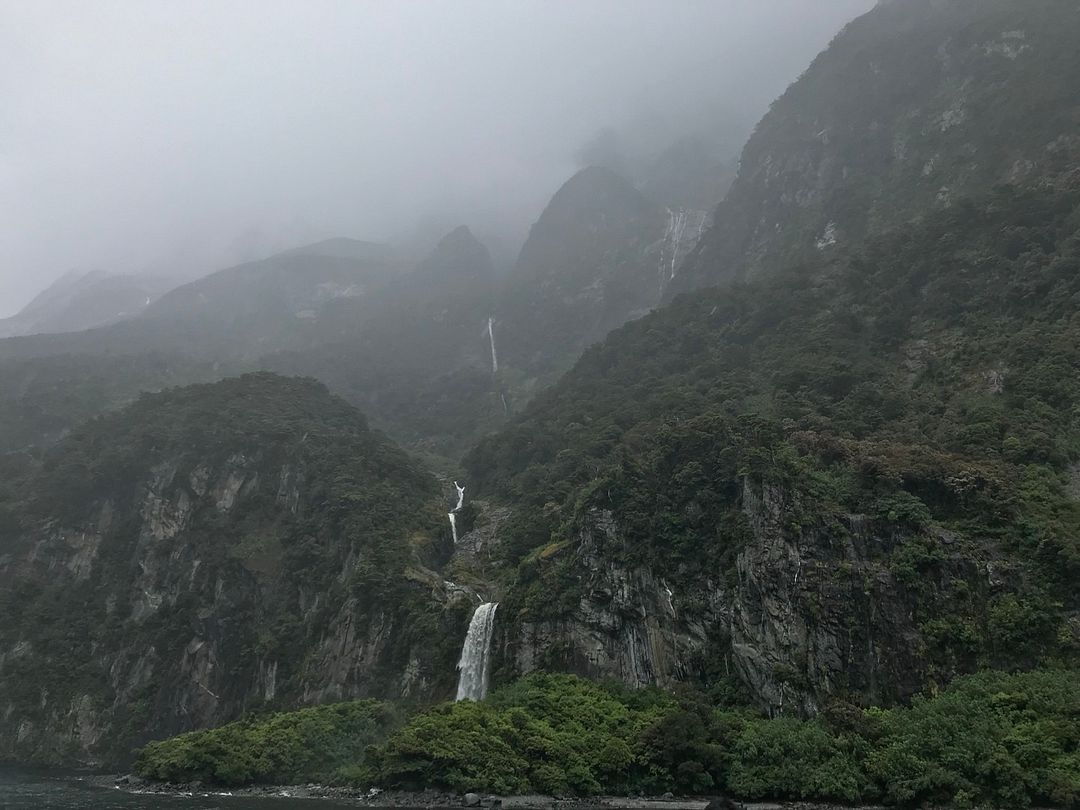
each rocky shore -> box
[107,775,886,810]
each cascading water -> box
[456,602,498,701]
[448,481,465,543]
[658,207,710,296]
[486,317,498,374]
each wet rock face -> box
[501,479,994,716]
[0,446,454,766]
[497,167,710,379]
[673,0,1080,296]
[507,509,720,691]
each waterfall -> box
[486,317,498,373]
[448,481,465,543]
[658,207,709,295]
[456,602,498,701]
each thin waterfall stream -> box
[448,481,465,543]
[486,317,498,374]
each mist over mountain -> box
[0,1,873,317]
[0,270,177,338]
[4,2,1080,807]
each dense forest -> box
[138,670,1080,807]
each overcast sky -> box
[0,0,873,317]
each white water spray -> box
[486,317,498,374]
[658,207,709,295]
[448,512,458,543]
[456,602,499,701]
[662,580,676,618]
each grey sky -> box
[1,0,873,317]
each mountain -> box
[461,0,1080,714]
[0,373,475,764]
[6,0,1080,781]
[0,169,715,461]
[497,166,707,382]
[0,270,176,339]
[468,176,1080,715]
[0,242,407,453]
[672,0,1080,295]
[264,226,504,458]
[0,242,404,363]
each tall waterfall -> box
[486,317,498,374]
[448,512,458,543]
[456,602,498,701]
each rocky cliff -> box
[493,476,1038,717]
[472,178,1080,715]
[0,374,475,764]
[497,166,708,382]
[672,0,1080,295]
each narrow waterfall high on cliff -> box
[448,481,465,543]
[486,317,498,374]
[455,602,498,701]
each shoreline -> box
[104,775,887,810]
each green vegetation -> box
[135,670,1080,808]
[0,373,460,763]
[135,699,398,786]
[366,669,1080,806]
[468,183,1080,676]
[366,674,677,795]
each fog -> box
[0,0,873,317]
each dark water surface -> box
[0,766,365,809]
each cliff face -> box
[497,167,708,381]
[0,374,473,765]
[494,475,1028,716]
[472,177,1080,716]
[672,0,1080,295]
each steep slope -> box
[672,0,1080,294]
[264,226,504,458]
[469,179,1080,713]
[0,271,175,338]
[497,166,705,381]
[0,373,474,764]
[636,136,737,213]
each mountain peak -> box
[415,225,494,283]
[541,166,652,221]
[280,237,396,262]
[671,0,1080,296]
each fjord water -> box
[0,766,360,810]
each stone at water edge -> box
[704,799,742,810]
[464,792,482,807]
